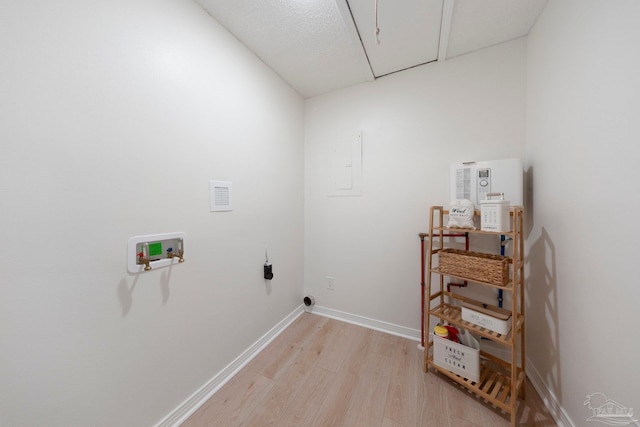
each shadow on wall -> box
[117,267,174,316]
[526,225,561,408]
[525,166,563,411]
[524,167,534,239]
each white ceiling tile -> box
[196,0,373,98]
[195,0,549,98]
[348,0,443,77]
[446,0,548,58]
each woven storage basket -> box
[438,248,509,286]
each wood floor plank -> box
[370,328,402,357]
[275,366,336,427]
[344,349,392,427]
[182,313,557,427]
[259,314,329,381]
[381,416,404,427]
[384,337,428,426]
[313,317,365,374]
[308,324,370,427]
[184,373,274,427]
[240,316,337,426]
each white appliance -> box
[450,158,523,207]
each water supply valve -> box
[127,232,186,273]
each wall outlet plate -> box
[327,276,335,290]
[264,263,273,280]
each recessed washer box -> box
[127,232,186,273]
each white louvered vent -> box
[210,180,232,212]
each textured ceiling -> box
[196,0,372,97]
[348,0,443,77]
[196,0,548,98]
[446,0,549,58]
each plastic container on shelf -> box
[461,298,512,335]
[432,331,480,382]
[479,192,510,232]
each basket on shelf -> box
[438,248,509,286]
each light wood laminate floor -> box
[183,313,555,426]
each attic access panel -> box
[347,0,443,77]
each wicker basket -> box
[438,248,509,286]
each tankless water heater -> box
[450,158,523,207]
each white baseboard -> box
[311,305,576,427]
[155,305,305,427]
[309,305,422,342]
[311,306,576,427]
[157,304,570,427]
[526,360,574,427]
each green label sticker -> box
[148,242,162,257]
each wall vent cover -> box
[210,180,232,212]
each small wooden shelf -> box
[423,205,525,426]
[429,267,515,290]
[428,302,523,346]
[426,353,526,414]
[431,225,516,238]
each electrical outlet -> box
[327,276,335,290]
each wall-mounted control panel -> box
[127,232,186,273]
[450,158,523,207]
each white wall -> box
[304,39,527,329]
[0,1,303,426]
[526,0,640,424]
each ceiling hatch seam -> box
[345,0,440,80]
[345,0,376,79]
[437,0,454,61]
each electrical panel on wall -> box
[450,158,523,207]
[127,232,186,273]
[328,132,363,197]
